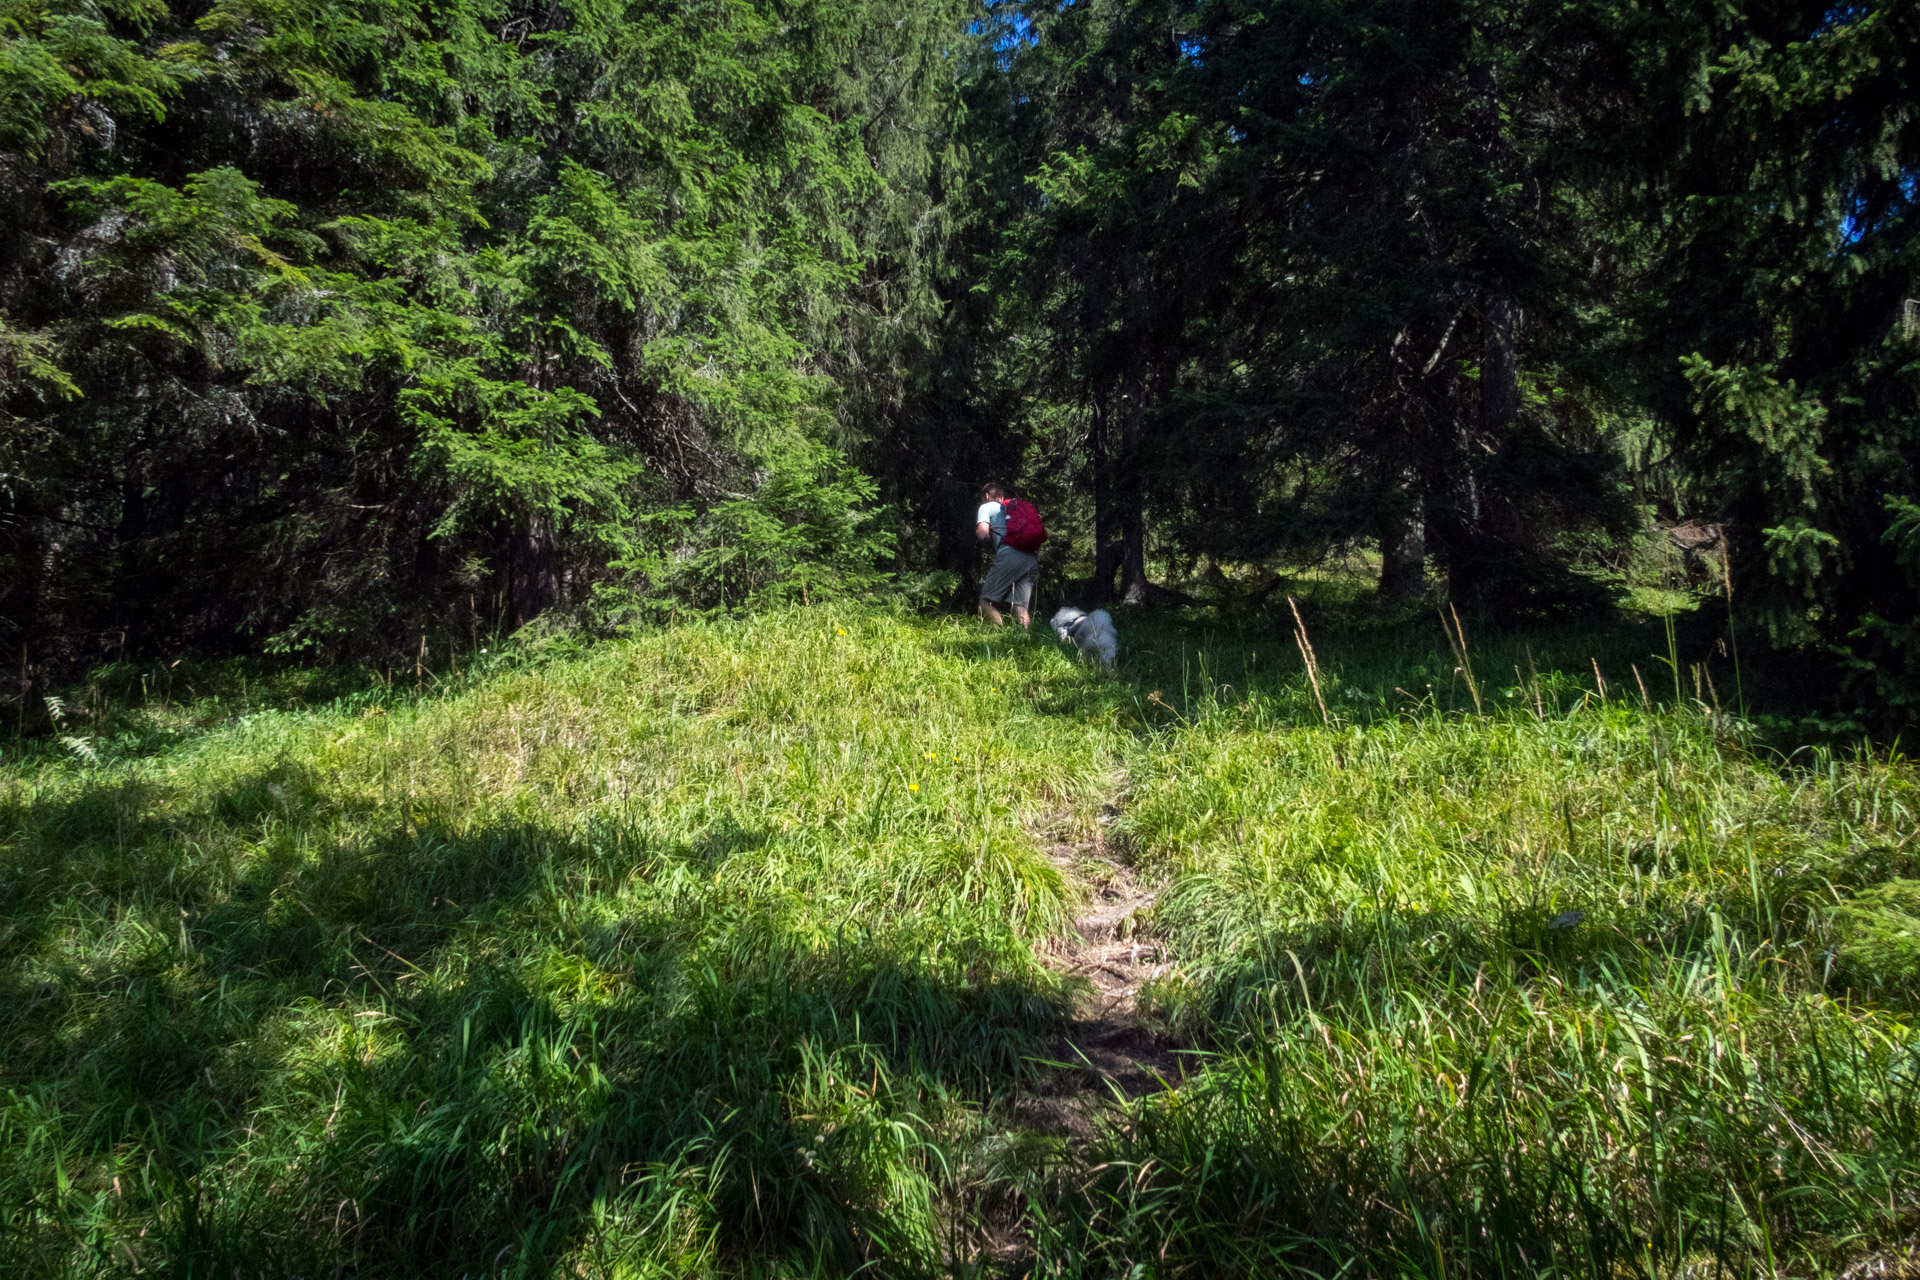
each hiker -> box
[975,482,1047,628]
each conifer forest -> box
[3,0,1920,1275]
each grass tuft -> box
[2,606,1916,1276]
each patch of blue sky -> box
[969,3,1038,70]
[1813,5,1870,36]
[1838,168,1916,245]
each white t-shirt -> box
[976,500,1007,547]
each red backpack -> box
[1000,499,1048,553]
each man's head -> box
[981,483,1006,502]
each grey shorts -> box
[980,545,1037,608]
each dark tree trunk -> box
[3,521,41,734]
[1433,295,1523,610]
[14,638,28,737]
[110,464,150,652]
[1117,379,1149,606]
[1482,295,1519,435]
[509,516,559,624]
[1120,512,1148,605]
[1445,295,1520,607]
[1377,466,1427,602]
[1090,386,1118,599]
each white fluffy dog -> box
[1050,606,1117,668]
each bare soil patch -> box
[1019,805,1190,1137]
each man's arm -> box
[975,521,991,542]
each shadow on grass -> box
[0,769,1069,1277]
[923,605,1718,733]
[1171,899,1734,1039]
[1061,893,1920,1279]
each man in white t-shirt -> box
[974,482,1035,628]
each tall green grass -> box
[0,614,1118,1275]
[1048,617,1920,1277]
[2,606,1915,1276]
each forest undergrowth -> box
[1,607,1916,1277]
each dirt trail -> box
[957,799,1189,1271]
[1015,804,1188,1135]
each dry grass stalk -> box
[1440,604,1483,714]
[1288,596,1331,726]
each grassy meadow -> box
[2,607,1916,1277]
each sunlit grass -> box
[2,605,1916,1276]
[1,612,1117,1275]
[1065,632,1920,1276]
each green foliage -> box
[1627,4,1920,714]
[1844,495,1920,719]
[924,0,1654,613]
[1836,877,1920,1001]
[0,0,180,158]
[853,0,1915,721]
[609,438,899,621]
[0,0,967,684]
[4,0,1916,731]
